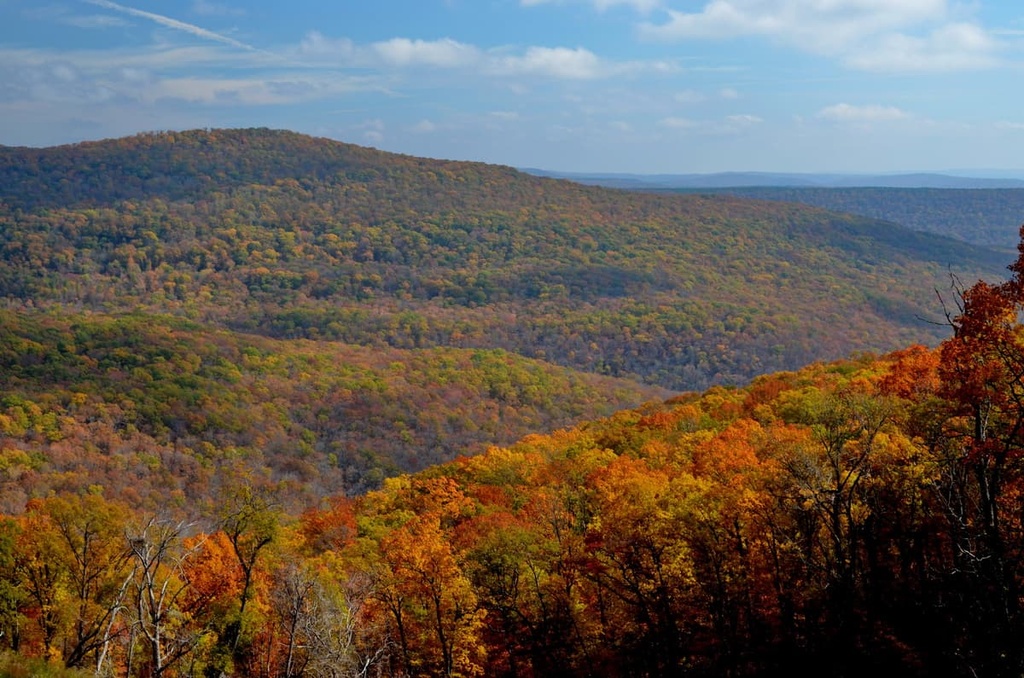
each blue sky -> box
[2,0,1024,173]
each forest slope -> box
[0,310,665,507]
[7,339,1024,676]
[0,128,1008,391]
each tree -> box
[11,495,134,670]
[124,517,207,678]
[368,511,486,677]
[930,226,1024,673]
[0,518,24,653]
[45,494,134,671]
[218,481,279,655]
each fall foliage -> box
[4,130,1024,676]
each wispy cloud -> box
[521,0,662,13]
[659,116,698,129]
[726,114,761,125]
[0,43,382,112]
[373,38,480,68]
[85,0,257,51]
[818,103,911,123]
[144,75,373,106]
[357,119,385,144]
[492,46,607,79]
[659,113,763,135]
[640,0,947,47]
[673,88,739,105]
[297,32,674,80]
[845,23,999,72]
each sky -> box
[2,0,1024,174]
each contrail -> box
[85,0,256,51]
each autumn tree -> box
[217,481,279,657]
[930,226,1024,673]
[10,494,134,671]
[360,477,486,677]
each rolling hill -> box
[0,129,1008,394]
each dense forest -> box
[4,129,1024,676]
[668,186,1024,250]
[0,129,1008,392]
[0,310,664,503]
[5,230,1024,676]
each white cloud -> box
[355,119,385,144]
[658,114,763,135]
[143,75,367,105]
[521,0,662,13]
[294,32,667,81]
[2,45,243,74]
[673,88,740,104]
[0,44,379,111]
[726,114,761,125]
[846,22,999,72]
[373,38,480,68]
[411,119,437,133]
[639,0,1000,73]
[298,32,356,60]
[51,65,78,83]
[641,0,946,47]
[818,103,911,123]
[492,46,606,79]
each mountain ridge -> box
[0,128,1008,393]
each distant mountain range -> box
[522,169,1024,190]
[653,186,1024,251]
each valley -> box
[2,129,1023,677]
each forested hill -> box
[0,128,525,211]
[665,186,1024,250]
[0,129,1009,392]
